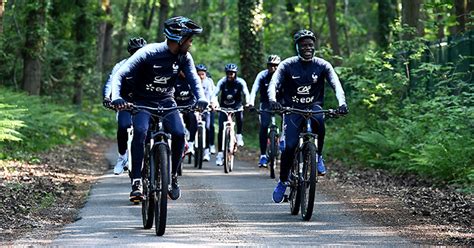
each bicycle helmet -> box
[267,55,281,65]
[196,64,207,72]
[224,63,238,72]
[164,16,203,44]
[127,37,147,54]
[293,29,316,43]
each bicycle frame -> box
[194,110,207,150]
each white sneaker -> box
[187,142,194,154]
[236,134,244,146]
[114,153,128,175]
[210,145,216,154]
[203,149,211,161]
[216,152,223,166]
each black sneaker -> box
[168,176,181,200]
[129,179,143,202]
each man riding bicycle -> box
[110,16,208,202]
[249,54,281,168]
[211,63,250,166]
[174,71,198,155]
[196,64,215,161]
[267,29,348,203]
[102,37,147,175]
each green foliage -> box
[0,87,115,160]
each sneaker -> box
[168,176,181,200]
[129,178,143,202]
[216,152,223,166]
[114,153,128,175]
[317,155,326,176]
[187,142,194,154]
[203,149,211,161]
[236,134,244,146]
[258,155,268,168]
[210,145,216,154]
[272,180,288,203]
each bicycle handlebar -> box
[129,104,194,113]
[215,107,245,114]
[250,107,340,117]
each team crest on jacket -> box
[312,72,318,82]
[172,62,179,74]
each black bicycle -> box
[253,108,281,179]
[216,107,244,173]
[278,107,339,221]
[193,108,209,169]
[130,104,193,236]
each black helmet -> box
[293,29,316,43]
[127,37,147,54]
[196,64,207,72]
[224,63,238,72]
[164,16,202,44]
[267,55,281,65]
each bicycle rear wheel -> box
[289,150,301,215]
[223,127,232,173]
[268,130,278,179]
[300,143,317,221]
[142,147,154,229]
[154,143,169,236]
[194,126,204,169]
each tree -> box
[72,0,89,105]
[116,0,131,60]
[377,0,397,48]
[326,0,341,63]
[401,0,423,40]
[103,5,113,71]
[156,0,169,42]
[96,0,110,77]
[22,0,48,95]
[454,0,467,34]
[0,0,4,34]
[238,0,265,82]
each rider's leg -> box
[131,111,151,179]
[117,110,132,155]
[259,108,272,155]
[163,110,186,176]
[235,111,243,134]
[310,105,326,175]
[183,111,197,142]
[217,112,226,152]
[209,112,216,153]
[203,112,211,148]
[279,113,303,182]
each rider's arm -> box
[268,62,286,102]
[237,77,251,105]
[249,70,264,106]
[182,53,206,102]
[111,44,152,101]
[323,60,346,106]
[103,59,126,99]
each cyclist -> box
[102,37,147,175]
[110,16,208,202]
[249,54,281,168]
[267,29,348,203]
[211,63,250,166]
[174,71,199,156]
[195,64,215,161]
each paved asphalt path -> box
[50,146,412,247]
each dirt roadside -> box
[0,139,472,246]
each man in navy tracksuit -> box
[268,30,348,203]
[249,55,281,168]
[211,63,250,166]
[111,17,208,202]
[174,71,197,154]
[102,37,147,175]
[195,64,215,161]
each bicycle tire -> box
[223,127,231,173]
[154,144,169,236]
[195,126,204,169]
[268,130,278,179]
[290,150,301,215]
[300,142,317,221]
[142,146,154,229]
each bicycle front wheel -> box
[154,143,169,236]
[223,127,232,173]
[194,126,204,169]
[300,142,317,221]
[268,130,278,179]
[142,146,154,229]
[289,151,301,215]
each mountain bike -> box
[130,104,193,236]
[216,107,244,174]
[279,107,339,221]
[193,108,209,169]
[253,108,281,179]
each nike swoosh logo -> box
[292,75,300,79]
[153,65,162,68]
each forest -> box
[0,0,472,190]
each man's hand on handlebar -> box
[337,104,348,115]
[195,100,209,112]
[269,101,282,111]
[111,98,130,111]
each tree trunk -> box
[308,0,314,31]
[97,0,110,77]
[73,0,88,105]
[156,0,169,42]
[103,9,114,71]
[145,0,157,30]
[22,0,47,95]
[401,0,423,40]
[326,0,341,63]
[116,0,132,60]
[142,0,151,28]
[200,0,211,42]
[0,0,4,34]
[377,0,397,48]
[238,0,264,82]
[454,0,466,34]
[219,0,227,33]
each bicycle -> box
[215,106,244,173]
[129,104,193,236]
[193,108,209,169]
[252,108,281,179]
[277,107,339,221]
